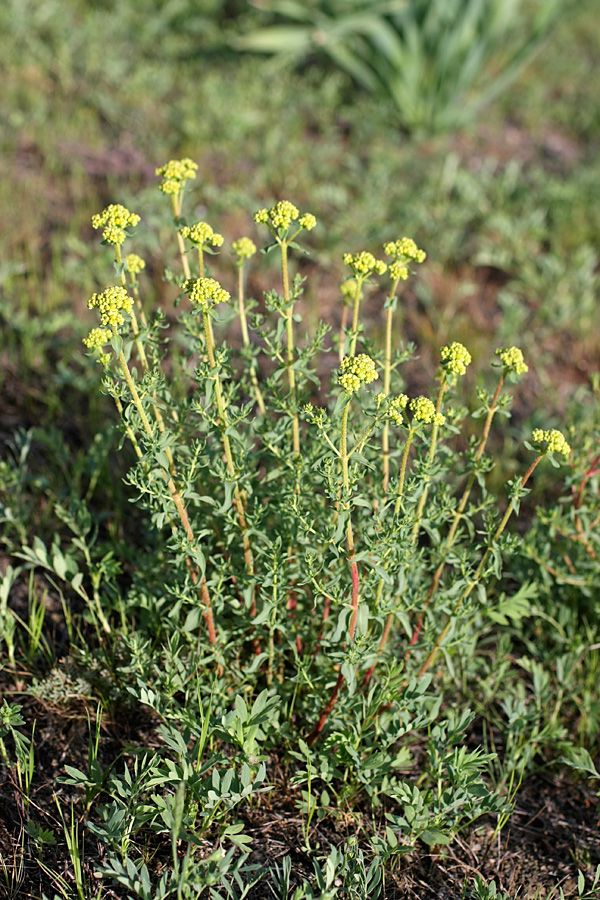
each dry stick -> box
[307,402,360,746]
[202,310,256,614]
[237,263,266,415]
[117,349,217,647]
[416,454,543,680]
[408,373,506,648]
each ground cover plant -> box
[1,0,600,897]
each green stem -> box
[411,376,447,543]
[237,264,266,414]
[348,276,365,358]
[280,242,300,456]
[171,194,191,280]
[382,279,400,493]
[117,348,217,646]
[202,310,256,592]
[417,454,543,678]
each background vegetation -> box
[1,0,599,897]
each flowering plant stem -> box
[411,375,447,542]
[237,264,266,415]
[416,453,543,679]
[171,193,191,280]
[409,372,506,647]
[117,348,217,647]
[280,242,300,457]
[382,278,402,493]
[364,424,416,683]
[114,244,178,478]
[348,276,365,358]
[202,310,256,608]
[307,401,360,745]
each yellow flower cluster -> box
[531,428,571,457]
[82,327,112,366]
[389,261,409,281]
[440,342,472,377]
[388,393,409,425]
[495,346,528,375]
[340,278,359,300]
[410,396,446,426]
[338,354,379,394]
[253,201,317,233]
[155,158,198,195]
[179,221,224,248]
[91,204,140,246]
[299,213,317,231]
[125,254,146,276]
[232,237,257,261]
[88,286,134,329]
[383,237,426,263]
[183,277,230,311]
[342,251,387,277]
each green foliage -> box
[236,0,561,133]
[3,170,597,896]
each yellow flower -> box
[299,213,317,231]
[91,204,140,246]
[125,254,146,276]
[155,158,198,194]
[232,237,257,261]
[182,277,230,311]
[495,346,528,375]
[388,393,409,425]
[410,396,445,426]
[384,237,426,263]
[343,251,387,278]
[531,428,571,458]
[180,221,224,248]
[338,354,378,394]
[440,342,472,377]
[88,286,134,329]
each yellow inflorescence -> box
[389,261,409,281]
[531,428,571,457]
[495,346,528,375]
[338,354,379,394]
[179,221,224,248]
[125,254,146,276]
[182,277,230,311]
[299,213,317,231]
[232,237,257,261]
[383,237,426,263]
[342,251,387,277]
[440,342,472,377]
[83,328,112,367]
[155,158,198,195]
[91,204,140,246]
[388,393,409,425]
[253,201,316,234]
[340,278,359,300]
[88,286,134,330]
[410,396,446,426]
